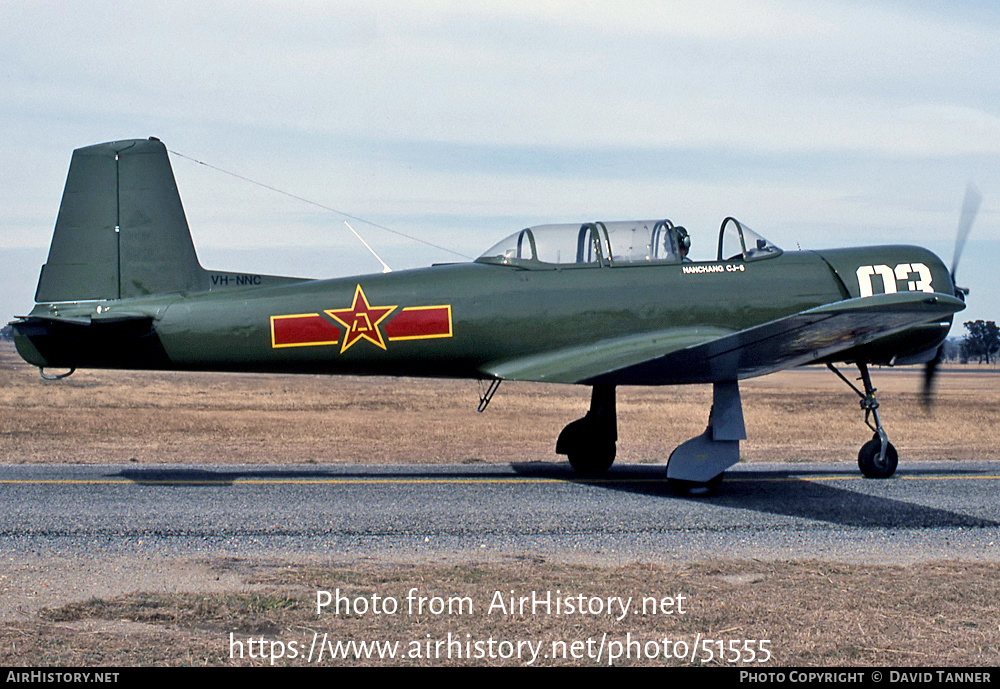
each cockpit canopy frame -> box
[476,217,781,269]
[716,217,782,262]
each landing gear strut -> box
[666,380,746,496]
[827,362,898,479]
[556,384,617,476]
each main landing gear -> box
[556,381,745,497]
[556,384,617,476]
[827,362,899,479]
[665,380,746,496]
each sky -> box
[2,0,999,331]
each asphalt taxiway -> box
[3,461,999,564]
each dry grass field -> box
[3,341,1000,667]
[6,560,1000,667]
[1,341,997,466]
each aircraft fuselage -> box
[14,243,953,385]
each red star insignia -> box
[325,285,397,353]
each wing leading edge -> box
[480,292,965,386]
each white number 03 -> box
[856,263,933,298]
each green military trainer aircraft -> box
[11,138,975,494]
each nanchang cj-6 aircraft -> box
[11,139,978,494]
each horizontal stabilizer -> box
[14,312,153,327]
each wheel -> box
[567,442,616,477]
[858,434,898,478]
[558,414,616,477]
[668,473,724,497]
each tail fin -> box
[35,138,208,302]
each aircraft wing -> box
[480,292,965,385]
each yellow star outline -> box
[324,285,397,353]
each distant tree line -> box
[0,324,12,342]
[959,320,1000,364]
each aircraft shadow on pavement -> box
[517,463,1000,530]
[111,463,1000,531]
[112,465,560,486]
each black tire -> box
[567,443,616,477]
[668,473,724,497]
[858,434,898,478]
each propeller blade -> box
[924,183,981,409]
[951,181,982,283]
[921,345,943,410]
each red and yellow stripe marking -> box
[270,313,341,348]
[271,292,453,351]
[384,305,453,341]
